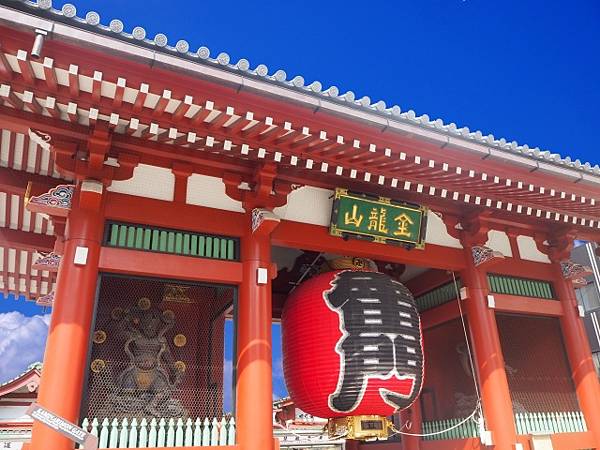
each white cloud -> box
[0,312,50,383]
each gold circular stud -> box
[174,361,186,372]
[93,330,107,344]
[173,334,187,347]
[137,297,151,310]
[90,359,106,373]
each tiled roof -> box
[0,362,42,388]
[7,0,600,176]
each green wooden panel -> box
[104,222,239,261]
[416,280,461,312]
[183,234,190,255]
[118,225,128,247]
[167,232,175,253]
[220,239,227,259]
[213,238,220,259]
[126,226,136,248]
[488,273,555,299]
[175,233,183,254]
[198,236,205,257]
[159,231,167,252]
[143,229,152,250]
[135,227,144,249]
[109,224,119,246]
[206,237,213,258]
[151,229,159,250]
[190,235,198,256]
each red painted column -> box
[400,400,422,450]
[236,213,275,450]
[461,247,517,450]
[29,186,104,450]
[553,262,600,447]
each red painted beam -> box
[493,293,563,316]
[0,228,54,252]
[488,258,555,281]
[98,247,243,285]
[105,192,245,237]
[405,268,454,297]
[272,220,466,270]
[420,299,462,331]
[0,167,56,195]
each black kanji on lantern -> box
[324,271,423,413]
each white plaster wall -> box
[186,174,244,212]
[517,235,551,263]
[0,406,30,420]
[424,212,462,248]
[273,186,333,226]
[108,164,175,201]
[485,230,513,257]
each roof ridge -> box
[7,0,599,176]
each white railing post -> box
[193,418,203,446]
[166,418,176,447]
[99,418,110,448]
[109,418,119,448]
[227,417,236,445]
[201,418,211,446]
[210,417,219,445]
[139,418,148,448]
[184,418,194,446]
[129,418,139,448]
[148,418,158,447]
[175,418,184,446]
[157,418,167,447]
[119,418,129,448]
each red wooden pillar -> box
[461,246,517,450]
[553,262,600,447]
[236,210,278,450]
[29,184,104,450]
[400,400,422,450]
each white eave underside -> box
[1,1,599,185]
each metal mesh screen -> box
[420,318,477,421]
[83,274,234,420]
[497,314,579,413]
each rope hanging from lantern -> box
[387,271,485,439]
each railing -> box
[421,417,478,440]
[80,417,235,448]
[515,411,587,434]
[422,411,587,441]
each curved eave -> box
[0,2,599,181]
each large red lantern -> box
[282,260,424,437]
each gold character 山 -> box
[344,204,364,228]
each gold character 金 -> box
[367,207,389,234]
[393,213,414,237]
[344,204,364,228]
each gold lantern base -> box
[327,415,389,441]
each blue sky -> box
[1,0,599,407]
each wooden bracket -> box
[47,127,139,184]
[224,163,293,210]
[533,227,576,262]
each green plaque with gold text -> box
[329,188,427,249]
